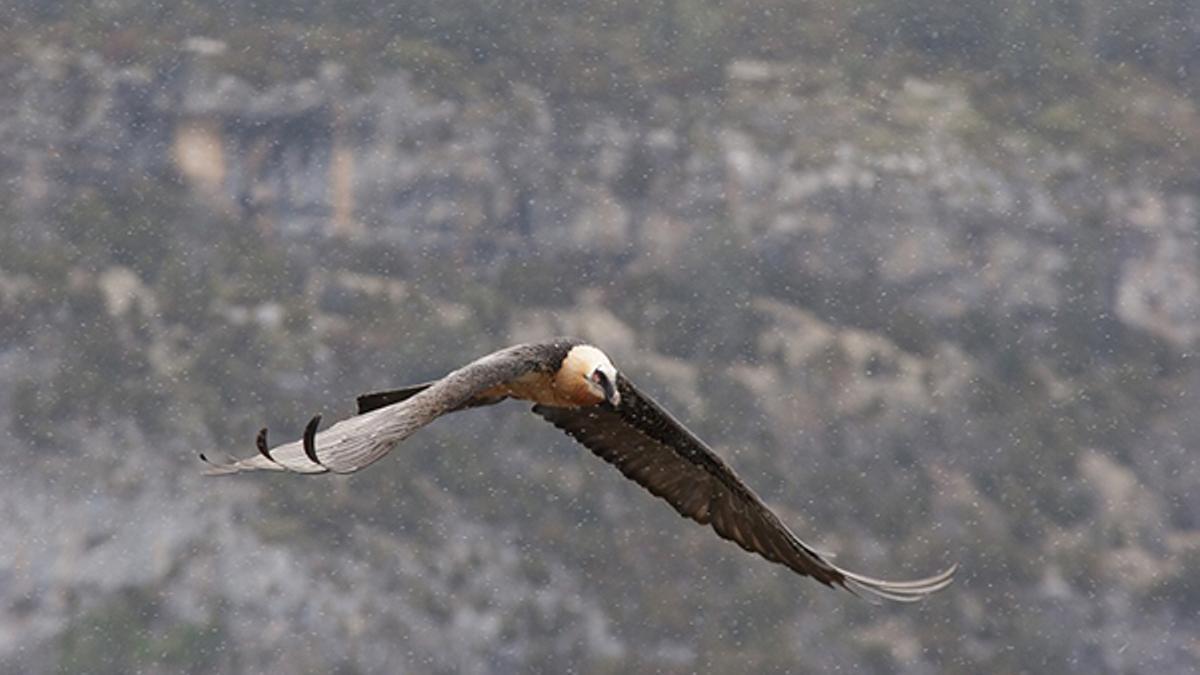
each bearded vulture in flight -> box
[202,338,956,602]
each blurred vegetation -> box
[57,588,226,674]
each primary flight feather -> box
[202,338,956,602]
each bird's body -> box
[202,338,956,602]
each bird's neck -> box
[486,370,602,408]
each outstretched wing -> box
[533,374,956,602]
[202,343,554,476]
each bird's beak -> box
[601,375,620,407]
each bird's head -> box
[558,344,620,407]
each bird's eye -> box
[591,370,607,385]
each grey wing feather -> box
[533,374,956,602]
[203,343,549,476]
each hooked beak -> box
[602,377,620,407]
[594,370,620,407]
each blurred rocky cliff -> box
[2,10,1200,674]
[8,39,1200,347]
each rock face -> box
[8,47,1191,346]
[1115,193,1200,346]
[2,39,1198,675]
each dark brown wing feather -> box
[356,384,435,414]
[357,383,506,415]
[533,374,956,602]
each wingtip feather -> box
[199,450,291,475]
[838,562,958,602]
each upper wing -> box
[533,374,956,602]
[202,343,551,476]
